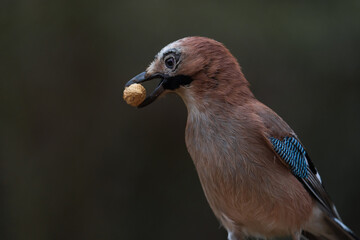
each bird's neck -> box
[180,69,254,106]
[178,84,252,170]
[177,71,256,171]
[178,75,254,112]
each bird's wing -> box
[254,102,359,239]
[253,102,339,218]
[268,136,339,218]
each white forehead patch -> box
[147,39,184,73]
[157,39,183,59]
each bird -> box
[125,37,359,240]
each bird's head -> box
[126,37,252,108]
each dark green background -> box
[1,1,360,239]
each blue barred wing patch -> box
[270,137,308,178]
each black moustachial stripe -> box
[162,75,193,90]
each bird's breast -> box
[184,108,313,237]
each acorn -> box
[123,83,146,107]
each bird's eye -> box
[165,56,176,70]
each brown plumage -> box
[126,37,358,240]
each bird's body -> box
[183,96,313,239]
[126,37,358,240]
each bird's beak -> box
[125,71,165,108]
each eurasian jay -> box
[125,37,358,240]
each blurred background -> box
[1,0,360,239]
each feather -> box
[263,109,358,240]
[132,36,359,240]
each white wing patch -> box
[333,217,352,232]
[315,172,322,183]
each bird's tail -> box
[302,214,359,240]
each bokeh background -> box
[1,1,360,239]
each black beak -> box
[125,71,165,108]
